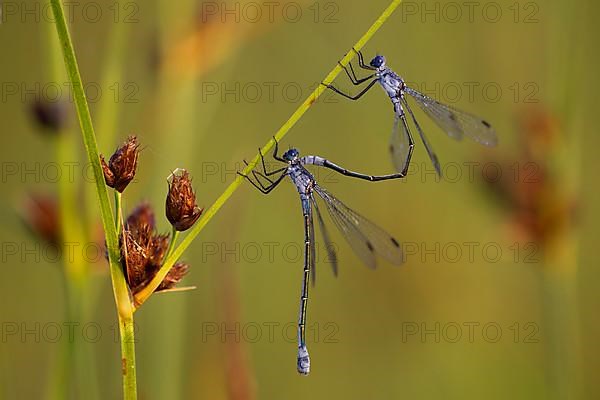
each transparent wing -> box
[314,185,403,269]
[389,113,412,174]
[405,86,498,146]
[311,195,338,277]
[403,98,442,176]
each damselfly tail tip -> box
[484,134,499,147]
[297,345,310,375]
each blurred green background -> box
[1,0,598,399]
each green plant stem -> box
[540,4,583,399]
[96,0,129,152]
[45,13,101,399]
[87,0,129,232]
[133,0,404,307]
[49,0,137,398]
[165,228,179,262]
[47,276,75,400]
[118,315,138,399]
[55,134,101,400]
[113,189,138,399]
[115,191,123,234]
[44,14,72,400]
[49,0,129,316]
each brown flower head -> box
[121,203,153,291]
[483,105,576,250]
[31,98,70,133]
[21,194,60,246]
[157,262,190,291]
[126,202,155,241]
[120,203,190,294]
[121,230,149,292]
[148,234,169,268]
[166,169,203,231]
[101,136,139,193]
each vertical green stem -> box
[47,275,74,400]
[113,190,137,399]
[118,315,138,400]
[540,3,584,399]
[55,129,101,400]
[540,265,581,400]
[44,11,77,399]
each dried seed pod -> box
[165,169,203,231]
[157,262,190,291]
[31,99,69,133]
[126,202,155,241]
[101,136,140,193]
[121,203,156,291]
[21,194,60,246]
[148,234,169,268]
[121,230,149,291]
[121,202,193,294]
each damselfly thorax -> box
[377,68,406,100]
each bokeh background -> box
[1,0,598,399]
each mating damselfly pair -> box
[239,49,498,375]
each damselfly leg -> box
[321,79,378,101]
[402,98,441,176]
[304,155,408,180]
[389,108,415,177]
[353,48,376,70]
[237,158,286,194]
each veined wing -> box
[314,185,403,269]
[403,98,441,176]
[311,195,338,279]
[405,86,498,146]
[389,112,413,175]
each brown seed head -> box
[148,234,170,268]
[121,230,149,292]
[166,169,203,231]
[120,203,192,294]
[484,105,576,251]
[101,136,139,192]
[21,194,60,246]
[31,99,70,133]
[157,262,190,291]
[121,203,161,292]
[126,202,156,240]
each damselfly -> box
[238,138,404,375]
[323,49,498,177]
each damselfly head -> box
[370,55,386,69]
[283,148,300,162]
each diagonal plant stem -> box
[133,0,404,307]
[49,0,137,398]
